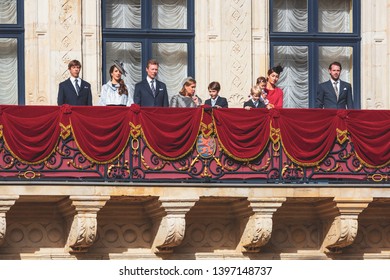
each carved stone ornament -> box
[240,198,286,253]
[241,216,273,252]
[153,199,197,253]
[65,196,110,253]
[324,216,358,253]
[155,216,186,252]
[0,215,5,246]
[323,198,372,253]
[0,196,19,246]
[67,213,98,252]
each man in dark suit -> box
[134,59,169,107]
[57,60,92,106]
[316,61,354,109]
[204,81,228,108]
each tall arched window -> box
[270,0,361,108]
[102,0,195,100]
[0,0,24,105]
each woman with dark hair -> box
[98,60,133,106]
[170,77,202,107]
[265,65,284,108]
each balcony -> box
[0,105,389,259]
[0,105,388,183]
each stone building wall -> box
[23,0,389,109]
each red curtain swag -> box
[0,105,388,167]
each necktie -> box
[75,79,80,95]
[333,81,339,100]
[150,80,156,97]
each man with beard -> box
[316,61,354,109]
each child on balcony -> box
[204,81,228,108]
[244,85,266,109]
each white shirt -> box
[70,77,80,94]
[146,76,155,91]
[210,96,219,107]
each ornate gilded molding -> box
[60,196,110,252]
[0,196,19,246]
[153,198,198,253]
[323,198,372,253]
[240,198,286,253]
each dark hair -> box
[328,61,342,70]
[256,76,267,84]
[267,65,283,76]
[109,64,128,96]
[208,81,221,92]
[146,59,159,69]
[68,60,81,69]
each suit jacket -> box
[205,96,228,108]
[133,79,169,107]
[57,78,92,106]
[316,80,354,109]
[243,99,266,109]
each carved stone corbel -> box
[0,196,19,246]
[323,198,372,253]
[240,198,286,253]
[152,198,198,253]
[59,196,110,253]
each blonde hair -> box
[250,85,262,97]
[179,77,196,96]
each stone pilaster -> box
[152,198,198,253]
[59,195,110,253]
[323,198,372,253]
[240,198,286,253]
[0,196,19,246]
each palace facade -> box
[0,0,389,260]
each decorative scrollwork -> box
[67,153,95,170]
[60,123,71,139]
[17,171,41,179]
[108,160,130,179]
[368,174,388,182]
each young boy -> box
[244,85,266,109]
[204,81,228,108]
[256,76,273,109]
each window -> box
[102,0,194,99]
[0,0,24,105]
[270,0,360,108]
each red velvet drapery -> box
[0,105,388,167]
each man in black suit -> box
[316,61,354,109]
[57,60,92,106]
[134,59,169,107]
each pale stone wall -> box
[361,0,390,109]
[23,0,389,108]
[1,185,390,259]
[194,0,270,107]
[24,0,101,106]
